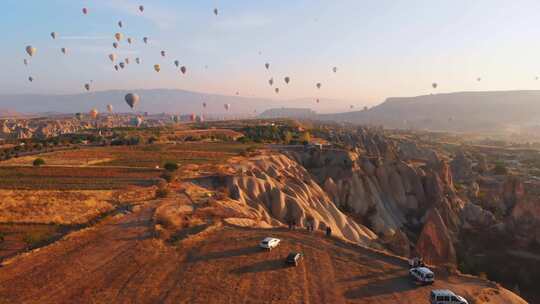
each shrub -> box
[23,231,52,248]
[156,188,169,198]
[493,161,508,175]
[33,158,45,167]
[161,172,174,183]
[163,162,179,172]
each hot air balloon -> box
[265,63,270,70]
[107,104,113,113]
[119,62,125,69]
[333,67,338,73]
[160,50,166,57]
[51,32,57,39]
[432,82,438,89]
[114,33,123,42]
[125,58,130,64]
[61,47,67,55]
[143,37,149,44]
[113,42,119,49]
[108,54,117,62]
[236,92,240,96]
[284,77,290,84]
[127,37,132,44]
[316,83,321,89]
[135,57,141,64]
[125,93,140,109]
[82,8,88,15]
[224,104,230,111]
[214,8,219,16]
[350,105,354,109]
[23,59,28,66]
[118,21,123,28]
[202,102,207,108]
[477,77,482,82]
[269,78,274,86]
[174,60,180,67]
[180,66,187,74]
[90,109,99,120]
[154,64,161,72]
[25,46,36,57]
[139,5,144,13]
[316,99,320,103]
[275,88,280,94]
[84,83,91,91]
[114,65,119,71]
[28,76,34,82]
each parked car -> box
[430,290,469,304]
[259,237,281,250]
[286,252,303,266]
[409,266,435,284]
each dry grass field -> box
[0,166,161,190]
[0,142,257,168]
[0,190,115,225]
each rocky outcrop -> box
[450,151,473,183]
[503,176,525,211]
[461,202,496,227]
[510,193,540,243]
[397,140,441,165]
[416,208,457,266]
[227,153,377,246]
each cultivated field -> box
[0,142,257,168]
[0,166,161,190]
[0,190,115,225]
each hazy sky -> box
[3,0,540,107]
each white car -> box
[430,290,469,304]
[259,237,280,250]
[409,266,435,284]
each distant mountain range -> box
[0,89,347,117]
[5,89,540,133]
[318,90,540,132]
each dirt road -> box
[0,200,524,304]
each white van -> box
[409,266,434,284]
[430,290,469,304]
[259,237,280,250]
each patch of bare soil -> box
[0,197,526,304]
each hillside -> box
[320,90,540,132]
[0,201,524,304]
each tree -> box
[283,131,293,144]
[163,161,179,172]
[299,132,312,144]
[33,158,45,167]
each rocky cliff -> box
[223,153,378,246]
[281,130,472,266]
